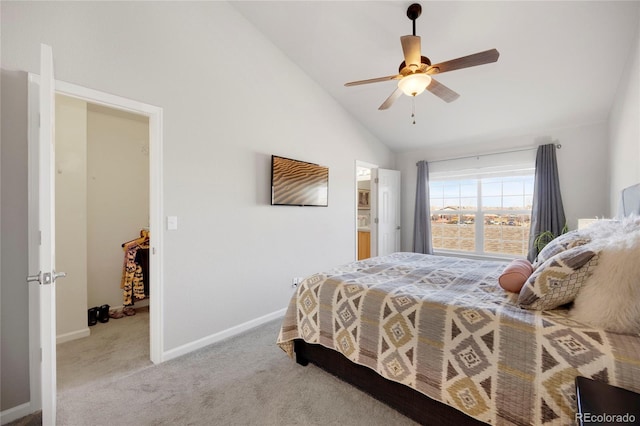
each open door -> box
[27,43,64,425]
[372,168,401,256]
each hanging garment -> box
[121,230,150,306]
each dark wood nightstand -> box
[575,376,640,425]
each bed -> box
[277,216,640,425]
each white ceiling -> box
[231,1,640,152]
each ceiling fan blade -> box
[345,75,401,87]
[426,78,460,103]
[378,87,403,110]
[427,49,499,75]
[400,35,421,69]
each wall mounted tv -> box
[271,155,329,207]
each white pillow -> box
[569,227,640,334]
[579,214,640,240]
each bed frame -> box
[294,339,485,425]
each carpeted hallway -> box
[12,307,417,425]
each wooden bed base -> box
[294,339,485,426]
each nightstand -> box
[575,376,640,425]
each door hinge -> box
[39,230,42,245]
[374,218,379,224]
[374,178,379,184]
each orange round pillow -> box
[499,259,534,293]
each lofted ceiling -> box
[231,1,640,152]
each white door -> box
[372,168,401,256]
[27,43,63,426]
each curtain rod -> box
[417,143,562,166]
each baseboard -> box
[56,327,90,345]
[162,308,286,362]
[0,401,35,425]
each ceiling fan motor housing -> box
[399,56,431,74]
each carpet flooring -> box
[11,307,417,425]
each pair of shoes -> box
[109,309,125,319]
[123,306,136,316]
[88,307,98,326]
[97,304,110,323]
[88,305,110,325]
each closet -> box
[55,94,150,342]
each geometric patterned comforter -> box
[277,253,640,425]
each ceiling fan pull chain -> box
[411,97,416,125]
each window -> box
[428,151,535,258]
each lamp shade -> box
[397,73,432,96]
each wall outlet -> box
[291,277,303,288]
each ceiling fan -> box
[345,3,499,111]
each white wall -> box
[0,1,393,410]
[87,104,149,309]
[1,70,31,413]
[55,94,89,341]
[396,122,610,252]
[609,13,640,212]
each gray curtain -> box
[413,160,433,254]
[527,144,566,262]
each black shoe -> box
[88,307,98,326]
[98,304,110,323]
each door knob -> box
[26,271,66,285]
[27,272,42,284]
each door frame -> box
[27,76,164,413]
[355,160,378,260]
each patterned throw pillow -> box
[533,230,591,269]
[519,245,598,310]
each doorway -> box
[54,95,152,390]
[55,95,150,345]
[356,166,372,260]
[27,76,164,420]
[48,80,164,364]
[355,160,378,260]
[354,161,402,261]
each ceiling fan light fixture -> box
[398,73,432,97]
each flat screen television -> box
[271,155,329,207]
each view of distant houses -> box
[430,206,531,227]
